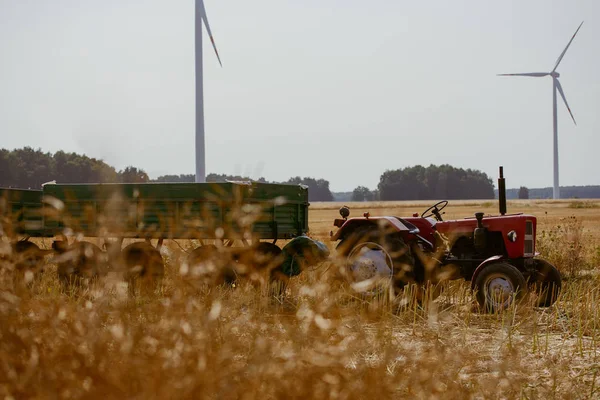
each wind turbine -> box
[498,21,583,199]
[195,0,222,183]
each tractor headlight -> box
[507,230,517,242]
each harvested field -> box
[1,199,600,399]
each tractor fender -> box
[331,217,414,242]
[469,255,504,290]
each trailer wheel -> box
[54,241,105,286]
[121,242,164,295]
[187,244,218,273]
[337,228,414,295]
[251,242,286,291]
[187,244,241,286]
[529,259,562,307]
[474,262,527,312]
[13,240,46,272]
[252,242,284,271]
[233,242,285,286]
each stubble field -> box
[1,199,600,399]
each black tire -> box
[234,242,285,286]
[187,244,219,275]
[187,244,239,286]
[121,242,164,295]
[529,259,561,307]
[55,241,105,287]
[337,227,414,294]
[187,244,237,285]
[187,244,219,266]
[13,240,45,272]
[474,262,527,312]
[252,242,284,272]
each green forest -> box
[0,148,150,188]
[0,148,334,202]
[2,147,599,201]
[377,164,495,200]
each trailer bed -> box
[0,188,45,236]
[2,182,309,240]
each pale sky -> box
[1,0,598,192]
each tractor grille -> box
[524,220,534,256]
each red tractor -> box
[331,167,561,312]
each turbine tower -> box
[195,0,222,183]
[498,21,583,199]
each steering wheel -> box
[421,200,448,221]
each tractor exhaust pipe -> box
[498,166,507,216]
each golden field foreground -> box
[1,199,600,399]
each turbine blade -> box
[555,78,576,125]
[497,72,550,77]
[553,21,584,72]
[197,0,222,67]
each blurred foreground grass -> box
[1,199,600,399]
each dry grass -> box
[1,199,600,399]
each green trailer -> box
[0,188,45,237]
[42,181,309,241]
[2,182,308,240]
[1,182,328,289]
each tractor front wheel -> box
[474,262,527,312]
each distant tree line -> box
[153,174,334,202]
[376,164,495,201]
[5,147,598,201]
[0,147,150,189]
[518,186,529,200]
[352,186,378,202]
[152,174,268,183]
[501,186,600,199]
[152,174,194,183]
[0,148,336,201]
[284,177,334,202]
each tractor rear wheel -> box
[529,259,561,307]
[337,227,414,295]
[474,262,527,312]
